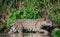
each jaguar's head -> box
[41,18,53,32]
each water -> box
[0,33,50,37]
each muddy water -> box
[0,33,50,37]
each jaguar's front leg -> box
[37,29,49,36]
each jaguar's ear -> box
[42,17,46,21]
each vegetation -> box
[0,0,18,29]
[48,8,60,24]
[52,28,60,37]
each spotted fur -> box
[9,18,52,35]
